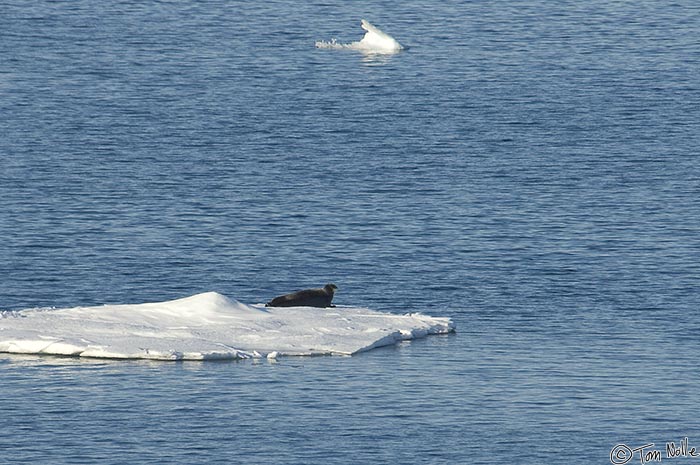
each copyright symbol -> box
[610,444,633,465]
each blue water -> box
[1,1,699,463]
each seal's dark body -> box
[266,284,338,308]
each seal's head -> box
[324,283,338,295]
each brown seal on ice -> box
[265,284,338,308]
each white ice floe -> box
[0,292,454,361]
[315,19,404,54]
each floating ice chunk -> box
[316,19,404,54]
[0,292,454,361]
[356,19,404,53]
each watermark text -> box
[611,438,700,464]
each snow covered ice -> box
[315,19,404,54]
[0,292,454,361]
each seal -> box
[266,284,338,308]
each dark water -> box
[1,1,699,463]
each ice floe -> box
[0,292,454,361]
[315,19,404,54]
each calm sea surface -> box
[1,1,699,463]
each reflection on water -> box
[360,52,399,66]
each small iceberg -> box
[0,292,454,361]
[316,19,404,54]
